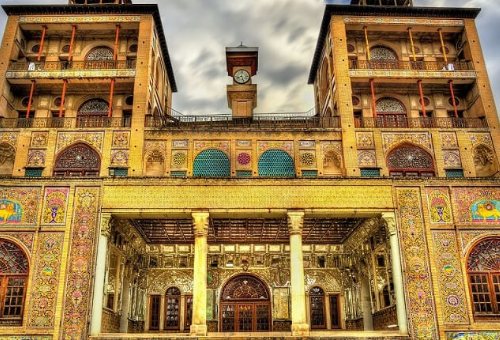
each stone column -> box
[190,212,209,336]
[288,211,309,336]
[360,275,373,331]
[120,270,131,333]
[382,212,408,334]
[90,213,112,336]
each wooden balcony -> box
[355,115,488,129]
[0,116,131,129]
[145,114,341,131]
[348,60,477,82]
[5,60,136,80]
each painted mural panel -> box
[426,188,453,224]
[452,188,500,223]
[0,187,41,225]
[62,187,100,339]
[41,187,70,225]
[431,231,469,325]
[28,232,65,327]
[396,188,438,339]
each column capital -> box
[381,212,397,236]
[192,212,209,237]
[100,213,112,238]
[287,211,305,235]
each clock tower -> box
[226,44,258,119]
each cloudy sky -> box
[0,0,498,115]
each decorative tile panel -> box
[431,231,469,325]
[0,232,34,253]
[194,141,230,155]
[443,150,462,169]
[111,131,130,148]
[356,132,375,149]
[110,150,129,167]
[452,188,500,224]
[0,187,41,225]
[382,132,432,153]
[426,188,453,224]
[56,132,104,153]
[469,132,493,148]
[27,150,46,167]
[31,132,49,148]
[0,132,18,147]
[257,141,293,155]
[358,150,377,167]
[41,187,70,225]
[441,132,458,150]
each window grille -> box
[361,168,381,177]
[193,149,230,177]
[258,149,295,178]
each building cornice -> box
[308,4,481,85]
[2,4,177,92]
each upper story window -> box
[467,237,500,319]
[85,47,114,61]
[0,239,28,326]
[376,97,408,128]
[53,143,101,177]
[78,99,109,117]
[387,143,435,177]
[193,149,230,178]
[370,46,398,61]
[258,149,295,178]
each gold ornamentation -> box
[356,132,375,149]
[382,132,433,153]
[56,132,104,153]
[31,132,49,148]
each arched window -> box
[145,150,165,177]
[387,144,435,177]
[78,99,109,117]
[467,238,500,319]
[54,143,101,177]
[85,46,113,61]
[258,149,295,178]
[165,287,181,330]
[0,239,28,325]
[370,46,398,61]
[310,286,326,329]
[193,149,230,177]
[0,143,15,176]
[376,97,407,127]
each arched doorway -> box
[309,286,326,329]
[53,143,101,177]
[220,274,271,332]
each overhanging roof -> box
[2,4,177,92]
[308,4,481,84]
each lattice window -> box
[221,275,269,301]
[193,149,230,178]
[310,286,326,329]
[370,46,398,61]
[467,238,500,318]
[0,240,28,325]
[387,144,435,177]
[78,99,109,116]
[85,46,113,61]
[258,149,295,178]
[376,98,406,114]
[165,287,180,330]
[53,143,100,177]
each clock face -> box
[234,69,250,84]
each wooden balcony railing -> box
[355,115,488,129]
[0,116,131,129]
[145,114,341,130]
[349,59,473,72]
[7,60,136,72]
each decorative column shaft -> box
[288,211,309,336]
[382,212,408,334]
[90,213,112,336]
[360,275,373,331]
[120,270,131,333]
[190,212,209,336]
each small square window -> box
[446,169,464,178]
[361,168,380,177]
[171,171,187,178]
[25,168,43,177]
[302,170,318,178]
[109,168,128,177]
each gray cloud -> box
[0,0,498,115]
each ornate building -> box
[0,0,498,339]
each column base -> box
[190,324,207,336]
[291,323,310,336]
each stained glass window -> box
[165,287,180,330]
[310,287,326,329]
[258,149,295,178]
[193,149,230,177]
[387,144,435,177]
[85,47,114,61]
[0,240,28,325]
[53,143,101,177]
[467,238,500,318]
[370,46,398,61]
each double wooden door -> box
[220,302,270,332]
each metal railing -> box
[145,114,341,130]
[349,59,473,72]
[7,60,136,72]
[355,116,488,129]
[0,117,131,129]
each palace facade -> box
[0,0,499,339]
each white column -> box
[190,212,209,336]
[90,213,112,336]
[360,275,373,331]
[288,211,310,336]
[382,212,408,334]
[120,271,131,333]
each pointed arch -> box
[53,143,101,177]
[258,149,295,178]
[193,149,230,178]
[0,238,29,325]
[370,45,398,61]
[473,144,498,177]
[386,143,434,177]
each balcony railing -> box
[349,59,474,71]
[145,114,341,130]
[355,115,488,129]
[0,117,131,129]
[7,60,136,72]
